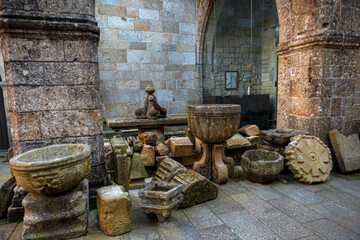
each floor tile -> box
[197,224,239,240]
[304,219,360,240]
[182,204,223,230]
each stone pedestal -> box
[0,0,108,198]
[22,180,89,240]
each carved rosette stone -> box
[284,135,332,184]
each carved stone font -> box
[135,85,167,120]
[187,104,241,184]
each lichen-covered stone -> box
[96,185,131,236]
[329,129,360,173]
[171,168,218,208]
[238,124,260,136]
[129,153,148,180]
[241,149,284,183]
[22,180,89,240]
[141,145,156,166]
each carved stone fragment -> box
[284,135,332,184]
[134,85,167,120]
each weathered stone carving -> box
[284,135,332,184]
[329,129,360,173]
[135,85,167,120]
[138,181,183,223]
[97,185,131,236]
[241,149,284,183]
[153,158,218,208]
[187,104,241,184]
[10,144,91,195]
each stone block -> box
[22,180,89,240]
[155,142,169,156]
[134,19,150,31]
[329,129,360,172]
[179,23,195,35]
[129,153,148,180]
[127,49,151,63]
[0,177,16,219]
[172,151,202,167]
[238,124,260,136]
[169,137,193,157]
[111,137,130,190]
[226,133,251,149]
[98,5,126,16]
[9,112,41,141]
[247,136,261,145]
[139,8,159,20]
[141,145,156,166]
[96,185,131,236]
[64,40,98,62]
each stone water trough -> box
[138,181,183,223]
[241,149,284,183]
[10,144,91,195]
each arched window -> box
[202,0,279,129]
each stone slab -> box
[197,224,239,240]
[106,115,187,130]
[329,129,360,172]
[22,180,89,240]
[238,124,260,136]
[96,185,131,236]
[183,205,223,230]
[239,180,283,201]
[304,219,359,240]
[225,133,251,149]
[205,190,243,215]
[318,188,360,214]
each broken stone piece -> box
[129,153,148,180]
[285,135,332,184]
[171,168,218,208]
[0,176,16,219]
[260,128,310,146]
[111,137,130,191]
[139,128,165,143]
[133,140,143,152]
[138,181,183,223]
[238,124,260,136]
[153,158,218,208]
[329,129,360,173]
[141,145,156,166]
[153,157,184,182]
[22,180,89,240]
[143,132,158,146]
[96,185,131,236]
[7,184,27,222]
[246,135,261,145]
[226,133,251,149]
[169,137,193,157]
[156,142,170,156]
[241,149,284,183]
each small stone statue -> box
[135,85,167,120]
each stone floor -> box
[1,158,360,240]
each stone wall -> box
[95,0,201,118]
[276,0,360,142]
[0,0,107,188]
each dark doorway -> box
[0,76,9,150]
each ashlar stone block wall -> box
[276,0,360,143]
[95,0,202,118]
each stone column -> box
[0,0,107,196]
[276,0,360,143]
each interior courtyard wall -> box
[276,0,360,142]
[95,0,201,118]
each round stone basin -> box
[10,144,91,195]
[187,104,241,143]
[241,149,284,183]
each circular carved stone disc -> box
[284,135,332,184]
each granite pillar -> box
[0,0,108,197]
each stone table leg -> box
[212,144,229,184]
[193,143,211,179]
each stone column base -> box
[22,180,89,240]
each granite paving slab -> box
[0,222,18,240]
[182,204,223,230]
[272,182,327,205]
[326,176,360,198]
[309,202,360,235]
[218,179,248,195]
[239,180,283,201]
[218,210,280,240]
[318,188,360,214]
[197,224,240,240]
[269,196,323,223]
[205,190,243,215]
[304,219,360,240]
[231,192,313,239]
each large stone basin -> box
[10,144,91,195]
[187,104,241,143]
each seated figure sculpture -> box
[135,85,167,120]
